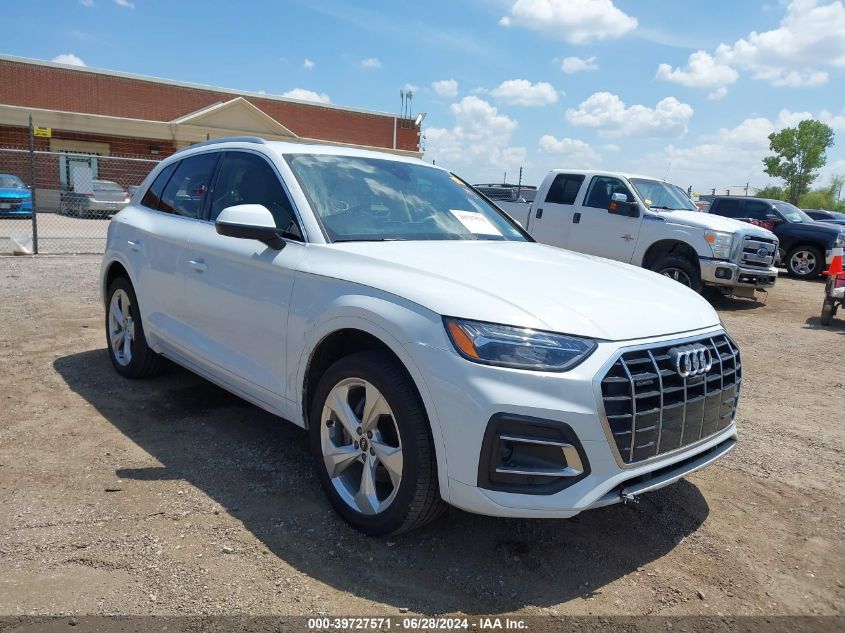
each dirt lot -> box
[0,255,843,618]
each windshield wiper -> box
[332,237,408,243]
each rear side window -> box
[545,174,584,205]
[713,198,742,217]
[158,152,219,218]
[141,162,177,210]
[209,152,302,238]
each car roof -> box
[547,169,664,181]
[713,196,783,203]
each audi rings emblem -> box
[668,343,713,378]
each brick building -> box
[0,55,423,209]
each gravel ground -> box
[0,215,108,255]
[0,255,843,617]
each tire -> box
[650,254,702,292]
[105,276,167,378]
[309,350,445,536]
[786,245,825,279]
[820,299,835,326]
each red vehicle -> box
[820,272,845,325]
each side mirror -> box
[608,193,640,218]
[215,204,285,249]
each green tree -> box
[756,185,785,201]
[797,174,845,211]
[763,119,835,204]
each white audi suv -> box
[100,137,739,535]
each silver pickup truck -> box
[477,170,779,299]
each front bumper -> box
[408,325,738,518]
[699,258,778,289]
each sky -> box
[3,0,845,192]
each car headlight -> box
[443,317,597,372]
[835,232,845,248]
[705,230,734,260]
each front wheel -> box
[650,254,702,292]
[786,245,825,279]
[309,351,445,536]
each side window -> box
[744,200,771,221]
[545,174,585,205]
[140,162,177,210]
[158,152,219,218]
[713,198,741,217]
[583,176,633,209]
[209,152,302,238]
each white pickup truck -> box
[480,170,779,299]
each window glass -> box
[583,176,633,209]
[140,162,177,210]
[545,174,584,205]
[629,178,697,211]
[285,154,528,242]
[0,175,26,189]
[158,153,218,218]
[713,198,742,217]
[744,200,771,221]
[773,201,813,223]
[210,152,301,238]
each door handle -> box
[535,208,543,219]
[573,212,581,224]
[127,240,141,251]
[188,258,207,273]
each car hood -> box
[659,209,777,239]
[301,241,720,341]
[0,188,31,199]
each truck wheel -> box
[786,245,824,279]
[309,351,445,536]
[820,299,835,326]
[650,255,702,292]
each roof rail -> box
[178,136,267,152]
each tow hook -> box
[621,491,639,505]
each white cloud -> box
[538,135,601,166]
[491,79,558,106]
[500,0,638,44]
[281,88,331,104]
[657,1,845,91]
[51,53,86,67]
[560,56,599,74]
[432,79,459,98]
[566,92,694,138]
[79,0,94,6]
[656,50,739,99]
[423,96,526,180]
[361,57,382,69]
[114,0,134,7]
[820,108,845,132]
[403,82,419,93]
[303,58,315,70]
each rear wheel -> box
[309,351,445,536]
[786,245,824,279]
[820,299,836,326]
[650,254,702,292]
[105,276,166,378]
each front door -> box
[182,151,306,403]
[567,175,642,262]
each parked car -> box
[709,197,845,279]
[804,208,845,226]
[0,173,33,218]
[60,179,130,218]
[101,137,741,535]
[498,170,778,300]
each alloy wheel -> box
[319,378,403,515]
[789,250,816,276]
[108,289,135,366]
[660,267,693,287]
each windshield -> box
[774,201,813,223]
[286,154,529,242]
[629,178,697,211]
[0,175,26,189]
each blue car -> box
[0,174,33,218]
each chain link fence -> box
[0,148,162,254]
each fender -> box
[633,220,710,267]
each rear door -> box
[528,173,584,248]
[182,150,306,404]
[567,175,642,262]
[132,152,219,350]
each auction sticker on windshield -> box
[449,209,502,236]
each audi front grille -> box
[599,334,741,465]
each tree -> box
[756,185,785,201]
[763,119,835,204]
